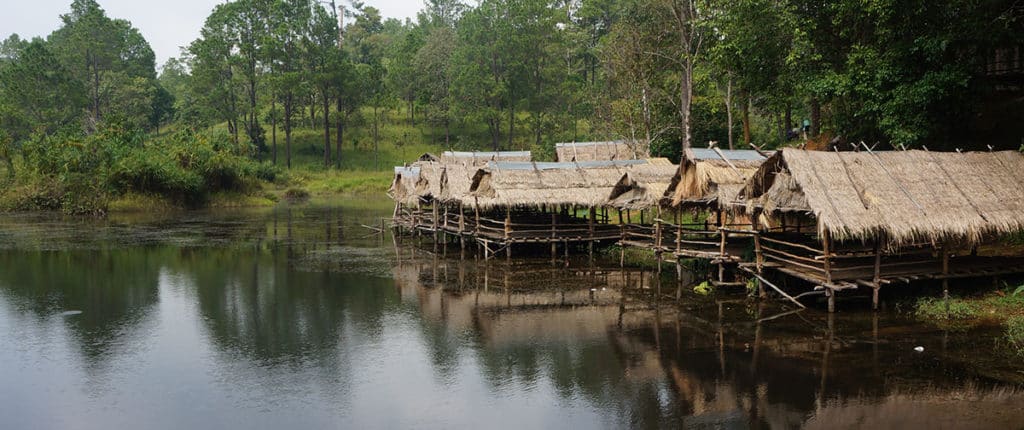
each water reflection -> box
[0,204,1021,429]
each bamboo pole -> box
[872,239,882,310]
[747,271,806,309]
[588,206,596,259]
[754,232,766,299]
[823,230,835,313]
[459,203,466,255]
[505,207,512,261]
[942,245,950,311]
[551,211,557,262]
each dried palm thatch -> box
[742,148,1024,246]
[555,140,648,162]
[438,162,476,206]
[664,149,770,208]
[389,166,422,206]
[413,161,444,200]
[469,160,656,209]
[607,164,678,210]
[439,150,531,165]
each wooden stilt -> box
[942,245,950,311]
[872,239,882,311]
[505,207,512,261]
[753,232,766,299]
[588,206,596,259]
[827,288,836,314]
[551,211,557,262]
[822,230,833,284]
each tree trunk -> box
[680,59,693,152]
[445,117,450,147]
[785,105,793,135]
[272,97,278,165]
[285,94,293,169]
[323,92,331,167]
[507,105,514,149]
[725,77,734,150]
[810,98,821,137]
[373,105,380,170]
[336,98,344,168]
[741,92,751,145]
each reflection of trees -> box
[0,248,161,373]
[170,245,398,364]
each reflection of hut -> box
[556,140,648,162]
[740,148,1024,311]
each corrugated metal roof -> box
[394,166,420,176]
[487,159,649,171]
[442,150,532,158]
[688,148,772,161]
[554,140,629,148]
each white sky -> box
[0,0,422,67]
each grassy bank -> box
[915,284,1024,354]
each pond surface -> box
[0,201,1022,429]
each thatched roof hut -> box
[438,163,476,205]
[555,140,648,162]
[389,166,421,206]
[469,159,661,209]
[741,148,1024,245]
[412,161,445,201]
[663,148,772,208]
[439,150,531,165]
[607,164,679,210]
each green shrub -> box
[916,297,981,320]
[1007,316,1024,355]
[5,127,276,212]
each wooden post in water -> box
[718,209,727,283]
[942,245,950,310]
[588,206,596,260]
[872,239,882,310]
[753,232,766,299]
[823,230,835,313]
[505,206,512,261]
[551,211,558,263]
[459,203,466,256]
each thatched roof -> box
[664,148,771,208]
[555,140,649,162]
[438,163,476,205]
[389,166,421,206]
[413,161,444,200]
[607,164,679,210]
[469,159,667,208]
[439,150,531,165]
[741,148,1024,245]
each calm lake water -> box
[1,201,1023,429]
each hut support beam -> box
[872,239,882,310]
[942,246,950,308]
[551,211,557,262]
[505,207,512,261]
[588,206,596,259]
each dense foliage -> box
[0,0,1021,211]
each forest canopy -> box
[0,0,1022,212]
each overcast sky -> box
[2,0,422,67]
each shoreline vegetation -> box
[915,284,1024,354]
